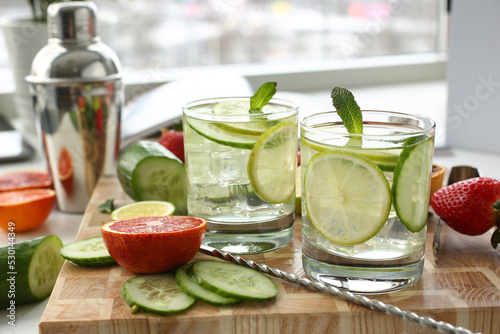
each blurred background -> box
[0,0,445,73]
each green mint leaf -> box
[250,82,277,114]
[98,198,115,214]
[331,87,363,134]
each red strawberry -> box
[430,177,500,249]
[158,129,184,163]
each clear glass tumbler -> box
[300,110,435,294]
[183,97,299,254]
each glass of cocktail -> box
[300,110,435,294]
[183,96,298,254]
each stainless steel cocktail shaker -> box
[26,1,122,212]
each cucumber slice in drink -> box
[247,121,298,204]
[213,100,271,135]
[117,141,187,215]
[187,261,278,301]
[392,137,434,233]
[186,118,260,150]
[301,138,400,172]
[175,264,239,306]
[121,274,195,315]
[59,236,117,267]
[304,150,392,245]
[0,235,64,308]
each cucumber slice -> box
[175,264,239,306]
[59,236,117,267]
[117,141,187,215]
[392,137,434,233]
[121,274,195,315]
[187,261,278,301]
[0,235,64,308]
[186,118,260,150]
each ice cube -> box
[210,149,250,185]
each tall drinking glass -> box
[300,111,435,294]
[183,97,298,254]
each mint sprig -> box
[250,82,277,114]
[331,87,363,134]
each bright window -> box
[1,0,446,75]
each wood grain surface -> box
[39,176,500,334]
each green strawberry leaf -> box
[491,227,500,249]
[331,87,363,134]
[250,82,277,114]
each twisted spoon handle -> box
[199,245,480,334]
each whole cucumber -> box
[0,235,64,308]
[117,141,187,215]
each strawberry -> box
[430,177,500,249]
[158,129,184,163]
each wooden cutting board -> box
[39,175,500,334]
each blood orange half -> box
[0,170,52,192]
[101,216,207,274]
[0,189,56,232]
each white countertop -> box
[1,80,499,333]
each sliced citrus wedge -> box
[304,150,392,245]
[392,137,434,233]
[110,201,175,220]
[247,121,298,204]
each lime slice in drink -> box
[392,137,434,233]
[213,100,272,135]
[110,200,176,220]
[247,121,298,204]
[304,150,392,245]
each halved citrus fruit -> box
[0,189,56,232]
[101,216,207,274]
[304,150,392,245]
[247,121,298,203]
[110,201,176,220]
[0,170,52,192]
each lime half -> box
[247,121,298,204]
[304,150,392,245]
[110,201,175,220]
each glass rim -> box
[300,110,436,137]
[183,96,299,120]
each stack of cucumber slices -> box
[122,261,278,314]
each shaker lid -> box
[47,1,99,42]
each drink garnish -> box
[331,87,363,134]
[250,82,277,114]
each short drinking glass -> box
[183,97,299,254]
[301,110,435,294]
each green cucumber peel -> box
[250,82,277,114]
